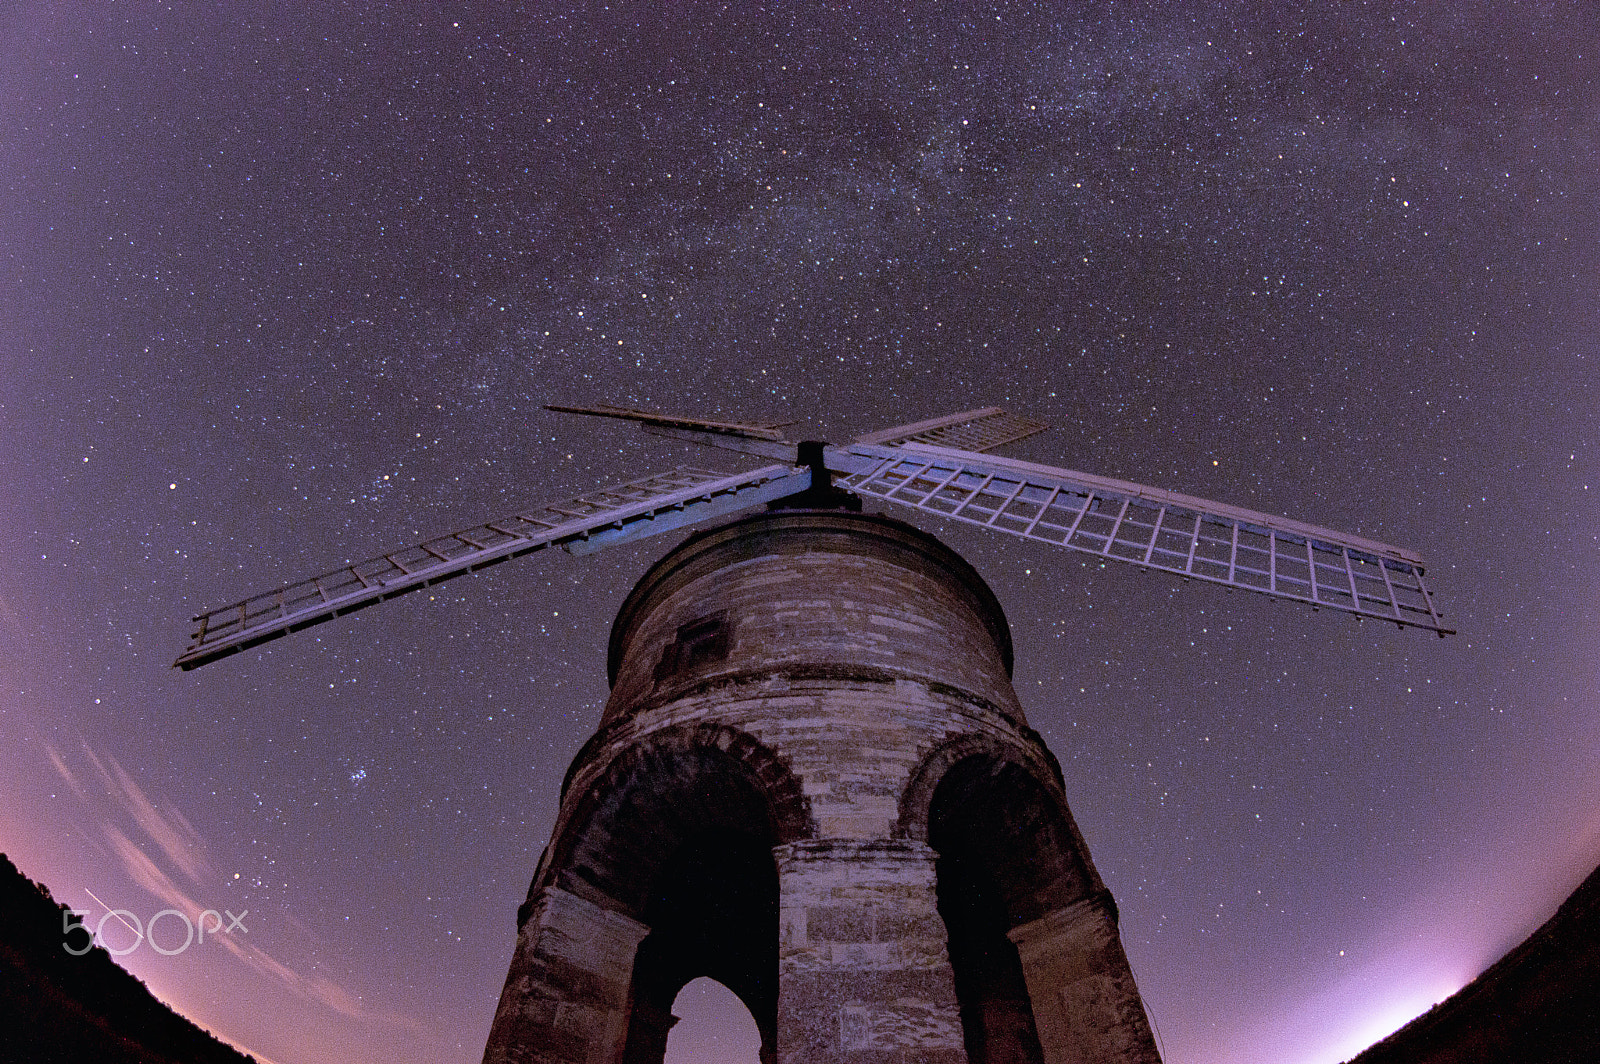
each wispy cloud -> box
[208,927,426,1031]
[43,742,88,802]
[89,750,211,884]
[53,737,428,1036]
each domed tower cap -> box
[607,508,1015,689]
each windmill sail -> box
[550,403,1048,464]
[543,403,794,440]
[178,403,1451,669]
[836,442,1452,635]
[854,406,1048,453]
[174,463,811,670]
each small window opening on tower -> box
[655,612,731,681]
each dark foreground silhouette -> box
[0,853,257,1064]
[1348,862,1600,1064]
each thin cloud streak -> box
[52,739,428,1036]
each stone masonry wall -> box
[484,510,1161,1064]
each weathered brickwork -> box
[484,509,1161,1064]
[484,886,649,1064]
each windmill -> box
[175,405,1449,671]
[174,406,1450,1064]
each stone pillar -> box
[483,886,650,1064]
[776,839,965,1064]
[1007,896,1161,1064]
[619,1001,677,1064]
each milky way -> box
[3,4,1598,1063]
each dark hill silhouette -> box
[1347,862,1600,1064]
[0,853,258,1064]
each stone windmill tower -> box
[175,406,1451,1063]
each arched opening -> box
[928,755,1093,1064]
[547,723,812,918]
[665,977,763,1064]
[488,725,806,1064]
[536,726,802,1064]
[622,829,778,1064]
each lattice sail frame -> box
[832,442,1452,635]
[854,407,1048,452]
[177,404,1450,669]
[175,463,810,669]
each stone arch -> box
[544,721,814,914]
[529,723,810,1064]
[621,831,778,1064]
[896,731,1065,843]
[899,734,1108,1064]
[924,747,1096,934]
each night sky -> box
[3,3,1598,1063]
